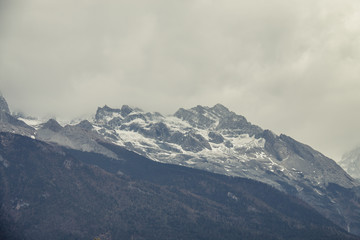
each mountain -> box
[339,147,360,180]
[0,95,35,137]
[1,94,360,235]
[1,132,358,240]
[87,104,360,234]
[35,119,117,159]
[0,94,10,114]
[92,104,353,189]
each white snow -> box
[18,117,44,130]
[86,105,358,193]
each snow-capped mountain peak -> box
[1,95,359,234]
[88,103,355,191]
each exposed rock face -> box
[120,104,133,117]
[174,104,262,137]
[123,113,147,123]
[41,119,63,132]
[178,132,212,152]
[146,122,171,140]
[95,105,122,122]
[174,107,217,129]
[208,131,224,144]
[76,120,93,131]
[0,95,10,114]
[216,114,262,136]
[36,119,117,159]
[95,105,136,123]
[261,131,354,188]
[0,95,35,137]
[212,103,232,116]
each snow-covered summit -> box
[0,95,359,234]
[89,103,355,192]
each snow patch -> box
[18,117,44,130]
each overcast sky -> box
[1,0,360,161]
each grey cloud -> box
[1,0,360,160]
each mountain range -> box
[1,94,360,239]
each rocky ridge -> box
[88,104,360,234]
[0,95,35,138]
[1,95,360,235]
[91,104,354,190]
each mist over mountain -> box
[339,147,360,180]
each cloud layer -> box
[1,0,360,160]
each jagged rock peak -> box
[76,120,93,131]
[186,104,230,115]
[174,104,255,131]
[192,105,207,114]
[97,105,121,114]
[120,105,133,117]
[41,119,63,132]
[0,94,10,114]
[260,129,278,141]
[174,104,232,119]
[211,103,231,115]
[95,104,138,122]
[173,107,216,129]
[95,105,121,121]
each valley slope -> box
[0,132,358,240]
